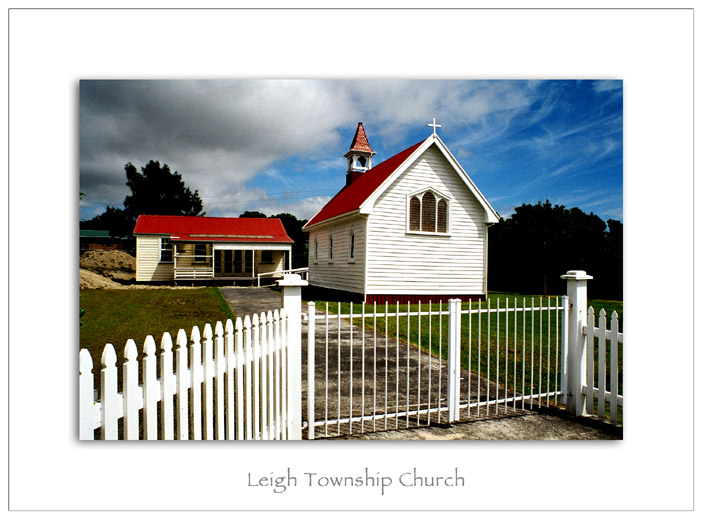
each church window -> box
[349,231,355,260]
[409,197,421,231]
[408,190,450,234]
[437,199,448,233]
[314,237,318,262]
[329,235,334,261]
[421,191,437,232]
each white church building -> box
[303,121,500,304]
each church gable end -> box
[305,122,498,303]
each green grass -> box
[309,292,623,407]
[79,288,236,368]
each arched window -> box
[421,191,437,232]
[408,190,450,234]
[409,196,421,231]
[437,199,448,233]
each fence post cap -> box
[560,270,593,280]
[277,273,309,287]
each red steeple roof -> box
[305,140,424,228]
[347,122,375,155]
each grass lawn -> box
[80,288,236,369]
[308,291,623,409]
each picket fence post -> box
[447,298,462,422]
[278,273,308,440]
[560,270,592,416]
[307,301,316,439]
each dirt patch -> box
[80,250,136,282]
[79,268,199,290]
[79,250,199,290]
[80,268,124,289]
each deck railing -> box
[174,253,215,279]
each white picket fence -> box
[78,271,623,440]
[582,307,623,424]
[79,310,295,440]
[304,297,566,439]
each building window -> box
[408,190,450,234]
[261,250,273,263]
[160,238,173,263]
[194,243,207,262]
[314,237,318,262]
[421,191,437,232]
[437,199,448,233]
[328,234,334,261]
[409,197,421,231]
[349,231,355,260]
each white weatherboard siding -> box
[366,145,486,295]
[308,219,366,294]
[136,235,173,282]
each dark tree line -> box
[488,201,623,300]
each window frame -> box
[193,243,208,263]
[159,237,173,263]
[406,188,451,236]
[328,233,334,263]
[348,229,356,262]
[260,250,274,264]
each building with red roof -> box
[303,122,499,304]
[133,215,293,282]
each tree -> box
[80,205,134,238]
[124,161,204,220]
[81,160,204,240]
[488,201,622,299]
[239,210,268,219]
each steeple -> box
[344,122,376,186]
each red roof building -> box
[134,215,293,243]
[133,215,293,283]
[304,123,499,304]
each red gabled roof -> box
[347,122,375,154]
[305,140,424,228]
[133,215,293,243]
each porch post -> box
[560,270,592,416]
[278,273,308,440]
[447,298,462,422]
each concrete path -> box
[216,287,622,441]
[326,409,622,440]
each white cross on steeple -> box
[428,118,441,135]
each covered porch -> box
[173,242,292,283]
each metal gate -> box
[302,297,566,439]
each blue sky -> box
[80,79,622,223]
